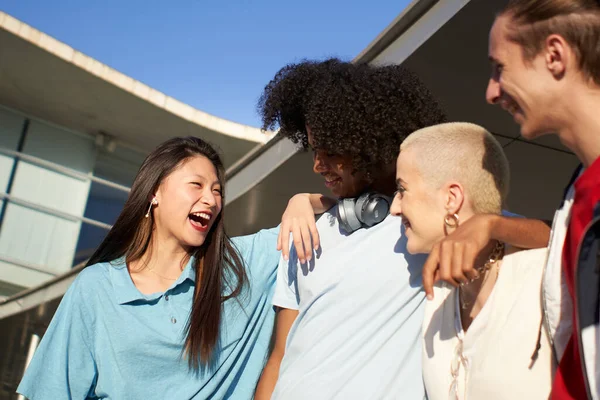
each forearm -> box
[489,215,550,249]
[255,354,283,400]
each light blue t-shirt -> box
[272,208,427,400]
[17,228,280,400]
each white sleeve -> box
[272,250,300,310]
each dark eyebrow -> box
[395,178,406,187]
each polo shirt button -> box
[171,317,177,324]
[165,295,169,301]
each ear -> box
[544,34,569,79]
[444,181,465,215]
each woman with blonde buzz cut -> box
[390,122,554,400]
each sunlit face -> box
[486,15,558,140]
[390,148,447,254]
[307,126,369,198]
[153,155,223,250]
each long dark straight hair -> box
[86,136,247,369]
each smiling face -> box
[390,148,447,254]
[153,155,223,250]
[486,15,559,140]
[307,126,369,198]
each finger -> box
[300,221,313,262]
[439,241,460,287]
[463,242,481,282]
[450,243,468,285]
[308,218,320,251]
[277,222,283,251]
[282,221,292,260]
[422,246,440,300]
[433,269,441,284]
[291,219,306,264]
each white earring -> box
[145,197,158,218]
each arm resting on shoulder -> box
[278,193,336,263]
[488,215,550,249]
[422,214,551,299]
[255,307,299,400]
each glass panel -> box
[0,121,96,288]
[94,145,145,186]
[24,120,96,173]
[0,107,26,221]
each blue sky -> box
[2,1,410,128]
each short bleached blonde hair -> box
[400,122,510,214]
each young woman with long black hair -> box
[17,136,330,399]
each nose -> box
[201,189,217,208]
[486,78,501,105]
[390,195,402,217]
[312,152,326,174]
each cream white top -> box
[422,247,554,400]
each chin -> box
[406,239,425,255]
[519,119,552,141]
[185,239,207,249]
[330,184,353,198]
[182,232,209,248]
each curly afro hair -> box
[258,58,447,178]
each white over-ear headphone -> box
[337,192,391,234]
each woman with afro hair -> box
[258,58,447,192]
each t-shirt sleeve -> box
[272,247,300,311]
[17,271,98,400]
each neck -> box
[458,238,503,331]
[453,211,495,301]
[369,169,396,197]
[555,83,600,167]
[459,239,497,299]
[136,229,191,278]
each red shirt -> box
[552,156,600,400]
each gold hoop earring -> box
[145,197,158,218]
[444,213,459,228]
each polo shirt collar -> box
[111,256,196,305]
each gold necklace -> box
[459,241,505,310]
[147,267,179,281]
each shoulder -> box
[316,208,339,227]
[65,261,119,308]
[76,262,111,283]
[232,227,281,279]
[232,226,279,256]
[70,262,114,294]
[502,247,548,276]
[44,263,118,338]
[505,246,548,263]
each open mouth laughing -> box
[189,211,212,232]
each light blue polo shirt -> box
[17,228,280,400]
